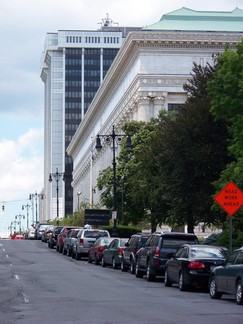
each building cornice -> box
[67,30,242,156]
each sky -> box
[0,0,243,237]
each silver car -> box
[63,228,82,257]
[73,229,110,260]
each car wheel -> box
[135,260,143,278]
[130,259,136,274]
[179,272,188,291]
[67,248,70,257]
[76,252,81,260]
[59,246,63,253]
[164,268,172,287]
[121,258,128,272]
[112,258,118,269]
[101,256,106,267]
[71,251,75,259]
[209,276,222,299]
[235,280,243,305]
[146,261,156,282]
[63,248,67,255]
[56,245,59,252]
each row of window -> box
[65,124,79,131]
[65,59,113,67]
[66,36,120,44]
[65,48,118,55]
[65,113,81,119]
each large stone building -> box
[67,7,243,214]
[40,15,140,222]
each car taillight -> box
[79,238,84,245]
[188,261,205,269]
[98,246,104,253]
[154,247,160,258]
[118,248,124,255]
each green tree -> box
[151,62,230,232]
[209,42,243,235]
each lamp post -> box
[95,125,132,236]
[29,192,38,225]
[49,168,65,225]
[121,175,125,225]
[22,202,31,230]
[77,191,81,211]
[15,214,25,233]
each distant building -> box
[40,15,141,222]
[67,8,243,211]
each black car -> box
[48,226,63,249]
[121,233,149,273]
[209,247,243,305]
[164,244,229,290]
[135,232,199,281]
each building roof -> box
[143,7,243,32]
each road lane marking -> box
[6,254,9,258]
[22,293,30,304]
[15,275,20,280]
[3,248,5,251]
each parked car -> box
[41,225,54,243]
[27,228,35,240]
[57,226,79,253]
[121,232,150,273]
[135,232,199,281]
[63,228,82,256]
[35,223,50,240]
[209,247,243,305]
[101,238,129,269]
[11,234,25,240]
[48,226,63,249]
[88,237,115,264]
[73,229,110,260]
[164,244,229,290]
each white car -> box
[27,228,35,239]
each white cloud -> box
[0,128,43,201]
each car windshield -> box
[84,231,108,238]
[190,247,228,259]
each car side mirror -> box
[125,242,129,247]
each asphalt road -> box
[0,239,242,324]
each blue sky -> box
[0,0,242,237]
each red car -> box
[88,237,114,265]
[56,226,79,253]
[11,234,24,240]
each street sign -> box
[84,209,111,226]
[213,180,243,216]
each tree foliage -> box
[96,61,231,233]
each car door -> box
[226,251,243,293]
[168,246,188,283]
[139,236,153,269]
[106,239,118,264]
[216,251,239,292]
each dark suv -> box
[121,233,150,273]
[135,232,199,281]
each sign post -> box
[214,180,243,252]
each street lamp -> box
[29,192,38,224]
[22,202,31,230]
[121,175,125,225]
[49,168,65,225]
[77,191,81,211]
[15,214,25,233]
[95,125,132,236]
